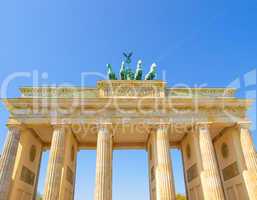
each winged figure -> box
[123,52,133,64]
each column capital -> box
[152,123,171,131]
[236,121,251,129]
[195,121,212,130]
[51,124,71,133]
[6,124,26,133]
[96,120,112,128]
[96,123,113,138]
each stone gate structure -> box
[0,80,256,200]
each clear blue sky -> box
[0,0,256,199]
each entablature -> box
[19,80,236,98]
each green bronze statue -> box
[144,63,157,80]
[107,52,157,80]
[134,60,143,80]
[122,52,134,80]
[126,68,135,80]
[119,61,126,80]
[123,52,133,65]
[107,64,117,80]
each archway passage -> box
[171,149,186,197]
[74,150,96,200]
[36,151,49,198]
[36,149,187,200]
[36,149,98,200]
[113,150,149,200]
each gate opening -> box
[113,150,149,200]
[36,150,49,198]
[74,150,96,200]
[171,149,186,198]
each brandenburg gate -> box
[0,80,257,200]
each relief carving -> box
[66,166,74,185]
[20,166,35,186]
[103,87,162,97]
[222,162,239,181]
[187,163,198,182]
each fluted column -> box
[94,126,112,200]
[153,126,176,200]
[0,126,21,200]
[238,122,257,199]
[198,123,225,200]
[43,126,66,200]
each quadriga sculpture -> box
[107,53,157,80]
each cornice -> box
[19,83,236,99]
[2,97,253,110]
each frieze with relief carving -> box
[102,87,163,97]
[97,80,166,97]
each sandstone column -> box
[43,126,66,200]
[151,125,176,200]
[94,126,112,200]
[0,126,21,200]
[198,123,225,200]
[238,122,257,199]
[58,127,78,200]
